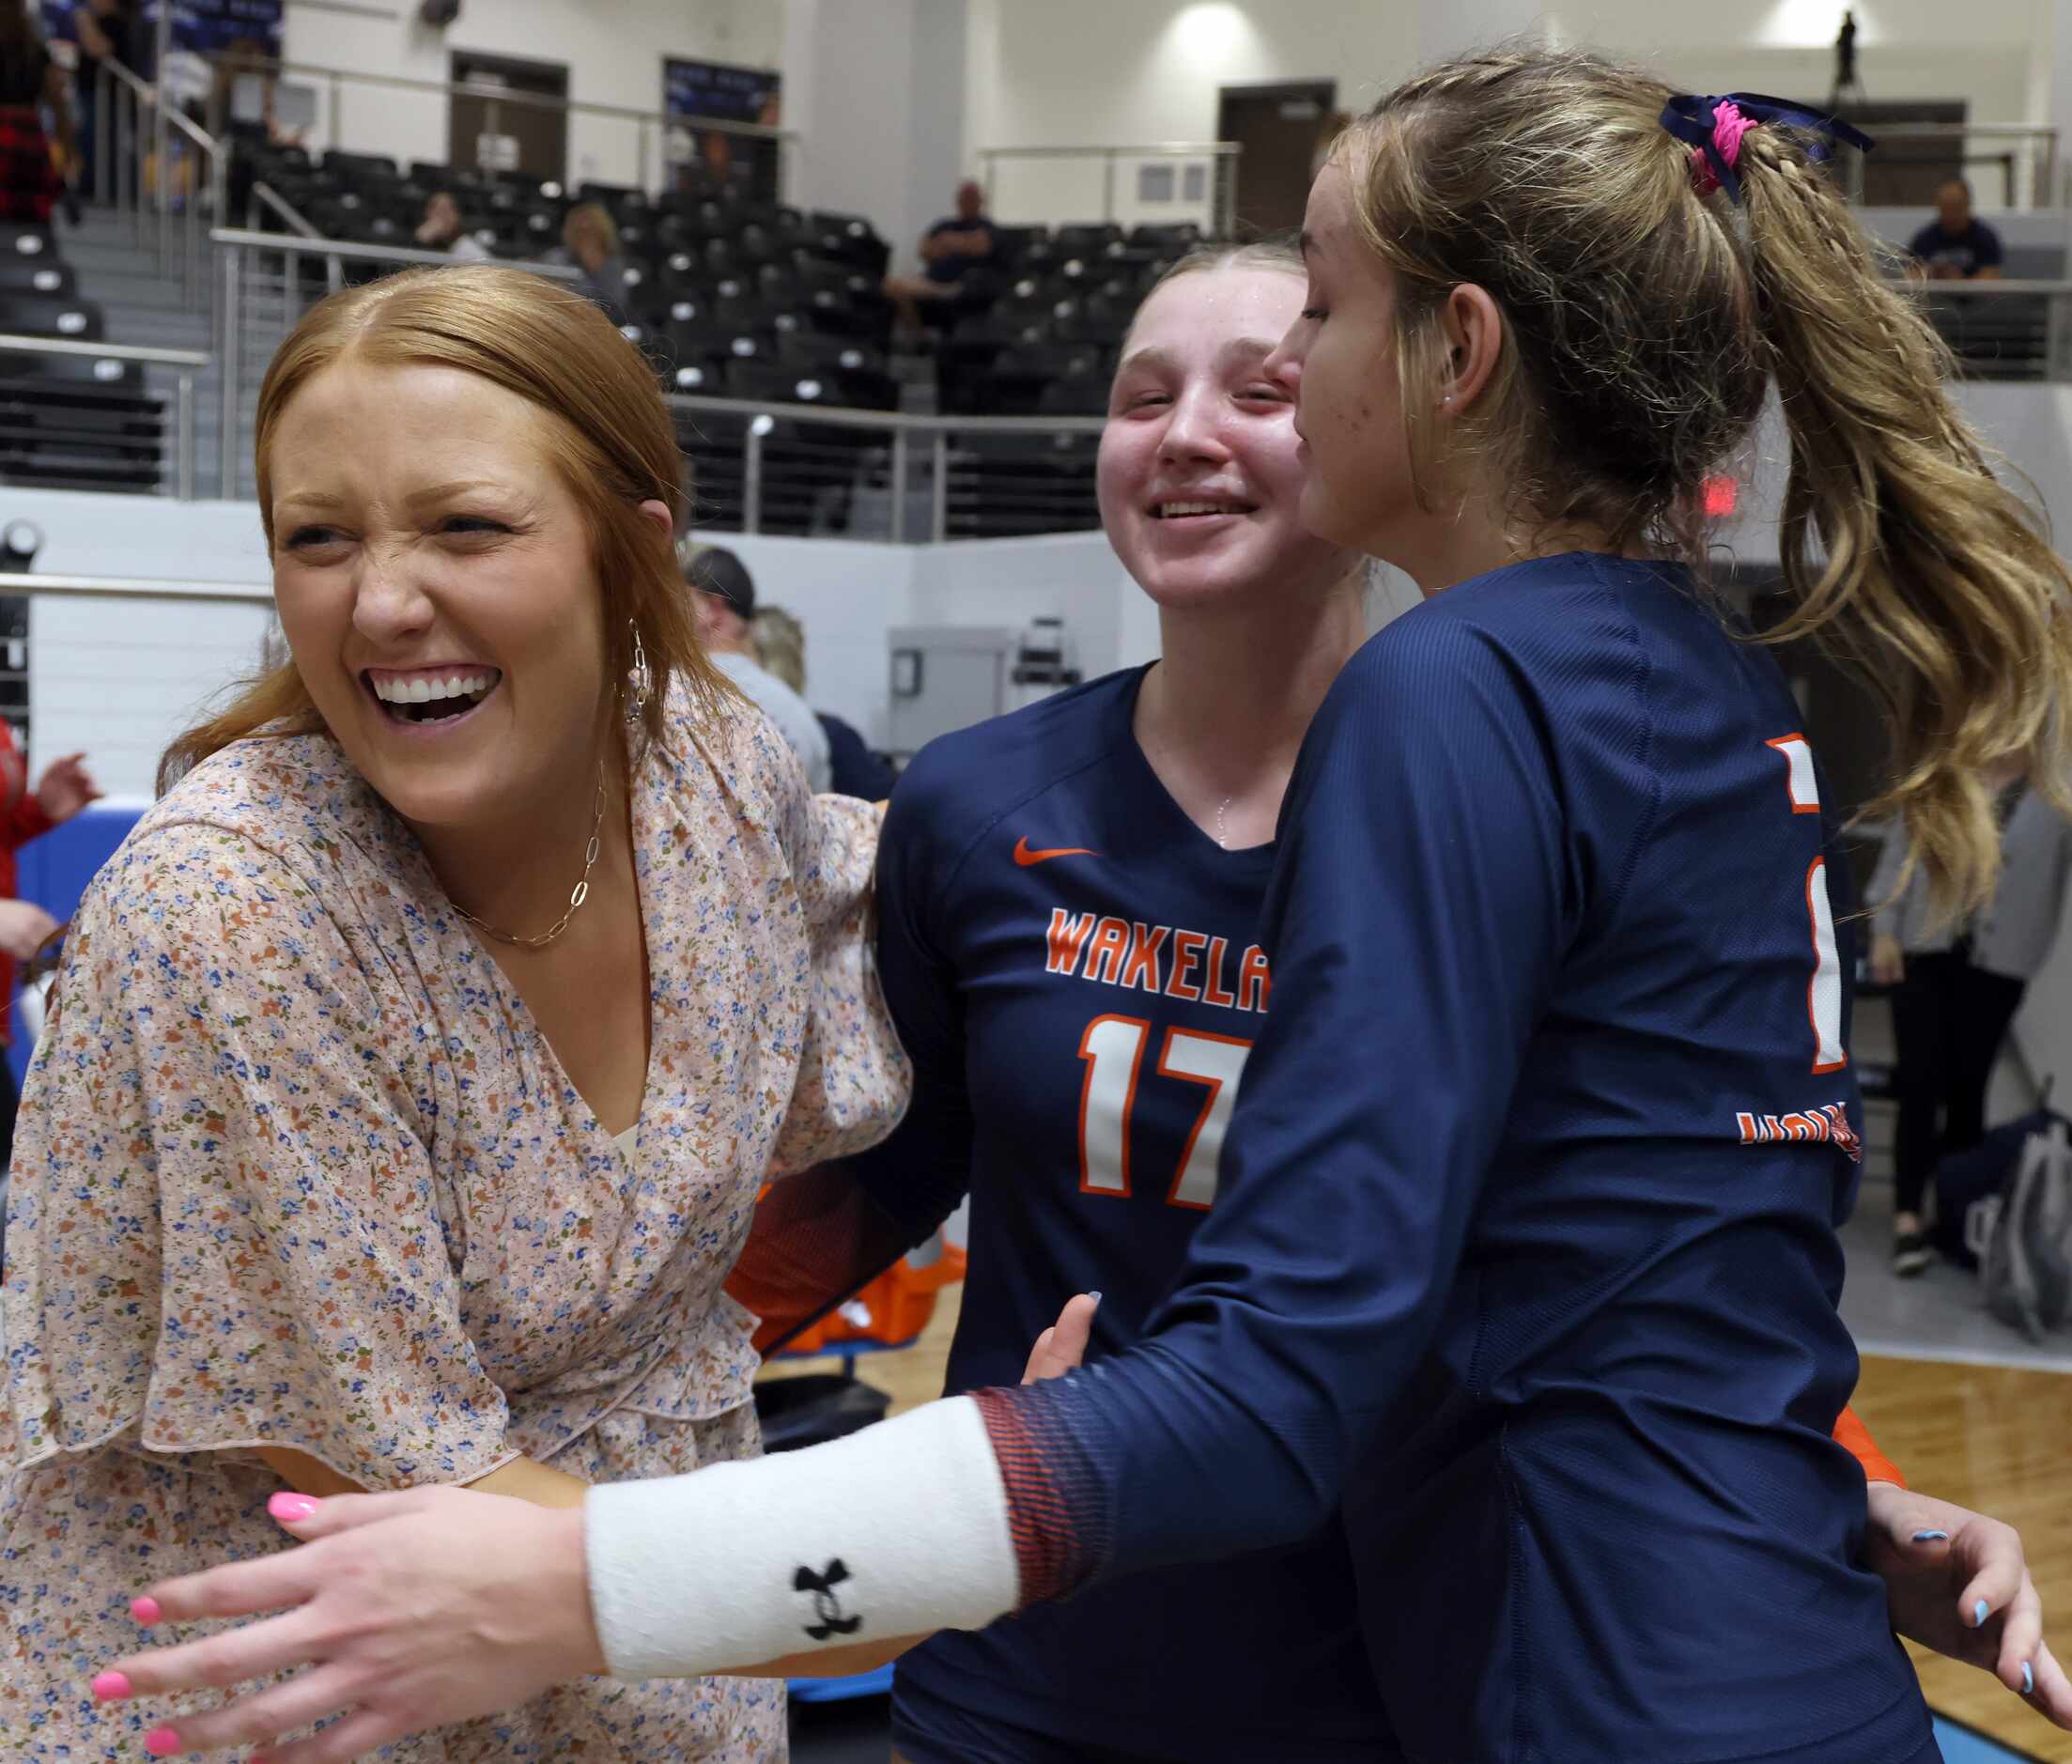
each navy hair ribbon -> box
[1659,92,1875,205]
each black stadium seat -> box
[1052,222,1123,256]
[0,224,55,263]
[0,259,76,298]
[0,293,105,342]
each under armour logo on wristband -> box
[794,1559,863,1640]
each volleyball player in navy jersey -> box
[102,50,2072,1764]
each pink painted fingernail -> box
[268,1492,320,1524]
[130,1596,162,1626]
[89,1670,131,1702]
[144,1728,182,1758]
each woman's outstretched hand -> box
[93,1486,602,1761]
[1863,1481,2072,1729]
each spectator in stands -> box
[680,542,830,790]
[1909,178,2004,281]
[1868,758,2071,1273]
[882,177,998,336]
[0,2,74,224]
[414,190,492,261]
[215,37,304,223]
[0,726,100,1169]
[751,604,895,801]
[70,0,136,200]
[557,200,633,321]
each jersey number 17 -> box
[1076,1017,1251,1211]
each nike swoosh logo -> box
[1013,836,1099,867]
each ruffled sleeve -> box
[1,817,519,1490]
[765,786,911,1176]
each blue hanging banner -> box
[661,56,781,198]
[158,0,285,105]
[661,57,781,128]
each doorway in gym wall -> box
[449,50,568,183]
[1217,81,1337,238]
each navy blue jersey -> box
[989,555,1936,1763]
[859,667,1394,1760]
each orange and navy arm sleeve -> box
[725,1084,972,1358]
[1833,1403,1905,1487]
[965,618,1570,1601]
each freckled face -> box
[1269,155,1420,557]
[266,360,611,835]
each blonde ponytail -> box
[1735,129,2072,919]
[1344,46,2072,921]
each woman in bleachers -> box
[0,3,74,224]
[0,263,907,1762]
[560,199,634,323]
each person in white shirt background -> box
[681,542,833,792]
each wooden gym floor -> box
[774,1296,2072,1761]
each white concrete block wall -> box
[282,0,781,186]
[0,489,1137,798]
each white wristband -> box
[584,1395,1019,1679]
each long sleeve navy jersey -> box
[968,554,1935,1764]
[854,664,1396,1759]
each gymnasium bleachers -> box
[206,148,1219,534]
[237,145,1211,421]
[0,224,168,495]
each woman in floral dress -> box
[0,264,908,1760]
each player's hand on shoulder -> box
[1863,1481,2071,1728]
[1022,1292,1101,1384]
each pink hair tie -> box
[1688,101,1756,199]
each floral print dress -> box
[0,683,910,1760]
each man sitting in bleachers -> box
[1909,178,2004,282]
[883,178,998,338]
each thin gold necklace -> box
[450,759,608,950]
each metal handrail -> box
[1887,277,2072,293]
[979,142,1244,161]
[665,392,1106,436]
[0,571,268,606]
[250,179,342,295]
[208,54,793,197]
[0,334,209,366]
[226,56,796,140]
[102,57,222,301]
[665,393,1106,543]
[1838,121,2061,207]
[106,57,217,158]
[209,224,586,276]
[978,142,1242,236]
[0,334,208,500]
[250,179,324,240]
[209,228,585,495]
[1856,122,2058,140]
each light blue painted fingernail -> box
[1087,1292,1103,1304]
[2022,1662,2035,1695]
[1912,1530,1950,1541]
[1974,1599,1990,1629]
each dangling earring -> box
[626,620,652,723]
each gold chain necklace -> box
[450,759,608,950]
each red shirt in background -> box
[0,719,55,1044]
